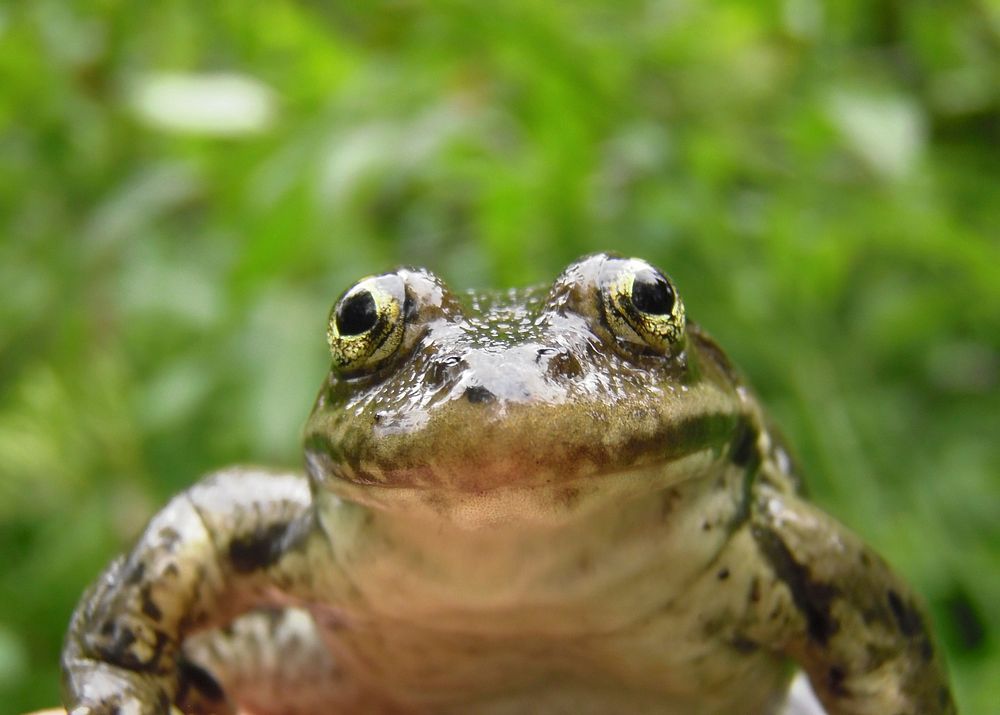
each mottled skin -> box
[62,254,955,715]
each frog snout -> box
[447,346,575,405]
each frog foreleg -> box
[747,484,956,715]
[62,468,319,715]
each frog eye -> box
[600,259,686,355]
[327,274,407,372]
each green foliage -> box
[1,1,997,711]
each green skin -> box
[62,254,955,715]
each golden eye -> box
[600,259,686,354]
[327,274,407,372]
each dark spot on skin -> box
[754,526,841,645]
[96,621,170,673]
[748,577,761,604]
[939,685,952,707]
[124,562,145,585]
[140,585,163,622]
[859,552,871,568]
[860,601,884,627]
[701,520,711,531]
[658,598,676,614]
[176,657,227,709]
[177,610,196,635]
[157,527,181,551]
[887,589,926,639]
[730,636,759,653]
[558,487,581,509]
[164,563,179,578]
[827,665,848,697]
[728,450,760,532]
[228,522,292,573]
[921,639,934,661]
[421,490,449,514]
[659,488,680,520]
[729,420,759,468]
[700,614,730,639]
[464,385,495,404]
[717,567,730,581]
[863,642,896,669]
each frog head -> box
[304,253,745,522]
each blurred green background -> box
[1,1,998,712]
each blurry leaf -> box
[316,105,477,211]
[84,163,203,253]
[129,72,277,136]
[0,624,27,689]
[929,68,997,116]
[136,357,213,432]
[826,89,927,180]
[925,341,998,395]
[238,289,328,461]
[781,0,824,40]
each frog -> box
[61,253,956,715]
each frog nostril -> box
[464,385,496,404]
[537,347,583,379]
[428,355,466,387]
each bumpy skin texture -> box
[62,254,955,715]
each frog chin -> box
[309,447,723,531]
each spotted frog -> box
[62,254,955,714]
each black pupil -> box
[631,270,674,315]
[335,290,378,335]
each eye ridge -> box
[631,269,675,315]
[335,290,378,336]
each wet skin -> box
[62,253,956,714]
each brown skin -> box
[62,254,955,714]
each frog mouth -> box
[303,390,742,494]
